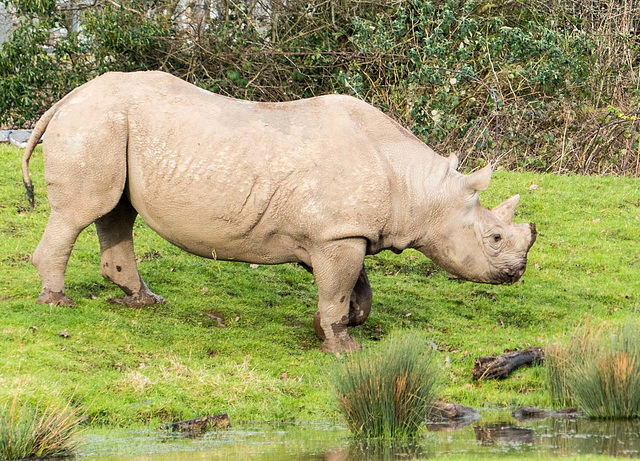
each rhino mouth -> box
[495,262,528,285]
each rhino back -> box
[111,72,396,263]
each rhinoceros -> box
[22,71,536,353]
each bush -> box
[331,332,442,438]
[0,393,84,460]
[1,0,639,175]
[546,320,640,419]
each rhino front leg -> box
[313,265,372,340]
[96,197,164,307]
[312,239,366,353]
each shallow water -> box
[80,412,640,460]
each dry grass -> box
[546,319,640,419]
[331,332,442,438]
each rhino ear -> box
[449,154,459,171]
[492,194,520,223]
[464,164,492,192]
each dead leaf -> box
[528,184,538,190]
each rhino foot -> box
[321,335,362,353]
[36,289,76,307]
[108,289,165,308]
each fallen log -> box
[472,347,544,380]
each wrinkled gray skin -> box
[22,71,537,353]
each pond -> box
[80,410,640,460]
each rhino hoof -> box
[36,289,76,307]
[108,290,165,308]
[321,335,362,353]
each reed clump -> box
[0,393,84,461]
[546,319,640,419]
[331,332,442,438]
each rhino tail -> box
[22,102,62,208]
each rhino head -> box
[421,155,537,285]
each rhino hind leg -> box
[32,211,87,307]
[347,267,372,326]
[96,196,164,308]
[313,265,372,340]
[311,239,366,353]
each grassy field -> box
[1,144,638,427]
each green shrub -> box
[546,320,640,419]
[331,332,442,438]
[1,0,638,173]
[0,393,84,460]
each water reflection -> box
[474,423,535,445]
[316,440,432,461]
[536,418,640,458]
[81,414,640,460]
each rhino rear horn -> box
[492,194,520,223]
[449,154,459,171]
[464,164,492,192]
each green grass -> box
[331,332,441,438]
[1,144,639,427]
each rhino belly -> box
[124,142,310,265]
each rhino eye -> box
[493,233,502,243]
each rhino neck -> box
[376,141,455,254]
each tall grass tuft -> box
[0,393,84,461]
[545,345,574,408]
[331,332,442,438]
[546,319,640,419]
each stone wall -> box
[0,2,19,47]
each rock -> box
[427,401,481,431]
[512,406,586,422]
[0,130,36,148]
[9,130,32,148]
[511,406,553,422]
[167,413,231,437]
[430,401,479,420]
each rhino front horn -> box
[492,194,520,223]
[464,164,492,192]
